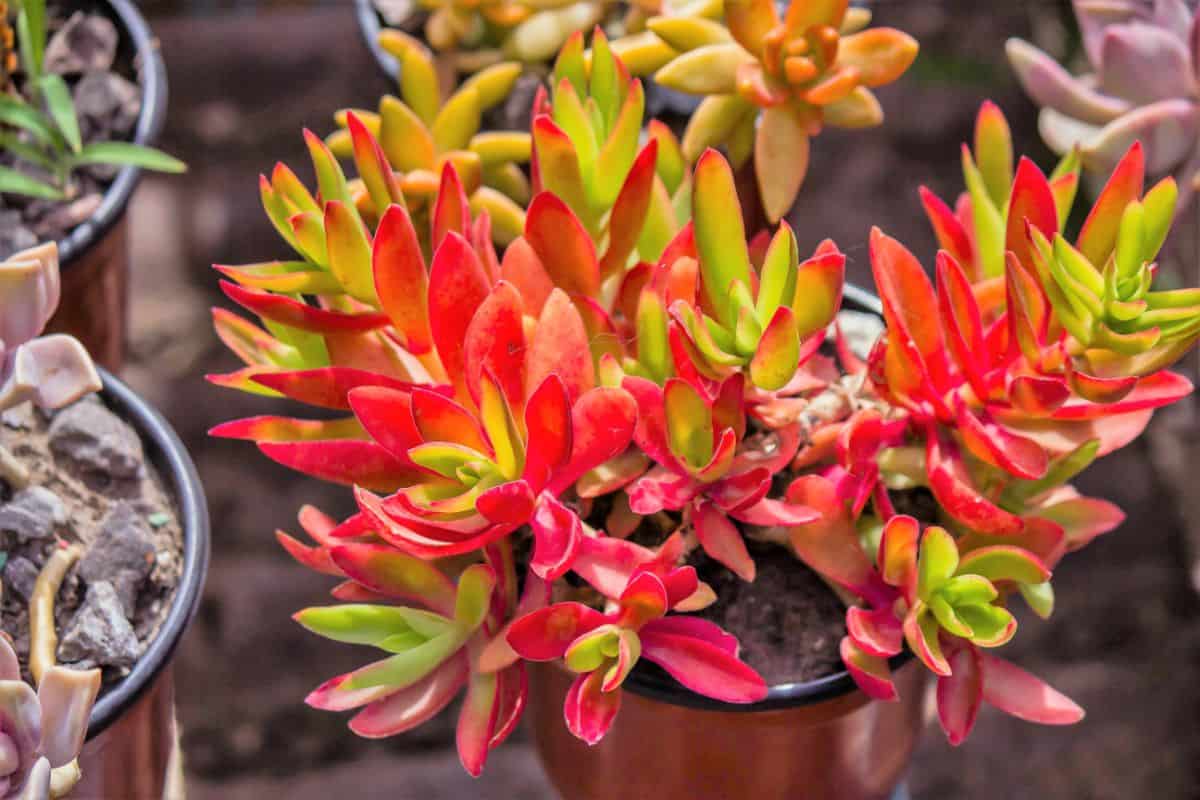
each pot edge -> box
[56,0,169,267]
[85,369,210,739]
[356,0,400,80]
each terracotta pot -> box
[72,369,210,798]
[44,0,169,372]
[529,655,926,800]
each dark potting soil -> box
[0,396,184,689]
[687,541,847,686]
[0,3,144,258]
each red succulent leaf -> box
[728,496,820,527]
[903,606,951,676]
[529,493,584,580]
[209,415,364,443]
[463,281,527,411]
[979,652,1085,725]
[920,187,974,274]
[937,643,983,746]
[936,251,988,399]
[522,375,573,492]
[410,388,492,453]
[846,605,904,658]
[1077,141,1143,267]
[547,387,638,494]
[429,232,493,402]
[220,280,389,333]
[627,468,698,515]
[499,237,554,316]
[954,396,1048,480]
[526,289,596,403]
[305,673,394,713]
[1005,252,1050,364]
[489,662,528,748]
[354,488,514,558]
[457,671,501,777]
[328,542,457,615]
[373,204,433,354]
[601,140,658,279]
[252,367,425,411]
[925,424,1024,535]
[639,618,767,703]
[870,228,950,392]
[1035,495,1125,551]
[347,386,425,461]
[564,669,621,746]
[1005,157,1058,270]
[525,192,600,298]
[1067,365,1138,405]
[432,163,472,251]
[275,530,340,576]
[1050,371,1193,420]
[507,602,606,661]
[477,480,537,524]
[614,572,670,631]
[840,636,897,702]
[1006,372,1071,416]
[349,652,468,738]
[693,501,756,582]
[258,439,422,491]
[878,514,918,603]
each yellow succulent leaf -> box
[661,0,722,19]
[646,15,732,53]
[506,2,602,64]
[432,85,483,153]
[469,131,533,167]
[436,150,484,193]
[325,128,353,160]
[482,162,532,205]
[727,112,756,168]
[655,42,754,95]
[608,30,678,77]
[723,0,779,57]
[334,108,381,135]
[379,95,437,172]
[821,86,883,129]
[397,39,444,125]
[470,187,526,246]
[839,6,871,34]
[837,28,920,88]
[401,169,441,199]
[681,94,755,162]
[755,105,809,223]
[459,61,523,109]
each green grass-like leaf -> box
[17,0,47,81]
[0,165,63,199]
[38,75,81,153]
[70,141,188,174]
[0,95,59,148]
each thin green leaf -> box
[0,95,59,147]
[17,0,46,81]
[0,164,62,199]
[38,75,81,153]
[69,141,187,173]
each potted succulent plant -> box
[0,0,185,370]
[203,17,1200,800]
[0,242,208,797]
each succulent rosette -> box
[208,29,1200,776]
[0,637,100,799]
[1008,0,1200,204]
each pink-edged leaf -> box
[329,542,457,615]
[410,387,491,452]
[937,643,983,746]
[275,530,340,576]
[878,514,918,602]
[639,615,736,655]
[350,652,468,738]
[869,227,949,390]
[954,396,1048,480]
[1007,372,1072,415]
[522,375,572,491]
[846,605,903,658]
[563,669,621,746]
[979,652,1085,725]
[526,288,596,403]
[258,439,422,491]
[432,163,471,250]
[463,280,526,411]
[428,231,492,402]
[354,488,514,559]
[936,251,988,398]
[477,480,537,524]
[1051,370,1193,420]
[956,545,1051,585]
[925,424,1024,535]
[619,376,675,470]
[489,663,528,748]
[627,468,698,515]
[507,602,606,661]
[499,237,554,317]
[571,534,658,600]
[524,192,599,298]
[920,187,974,275]
[457,671,500,776]
[1036,496,1125,550]
[640,621,768,704]
[209,415,363,443]
[728,496,820,526]
[1077,141,1144,267]
[252,367,423,411]
[601,140,657,278]
[548,387,638,494]
[529,493,583,580]
[220,280,389,334]
[347,386,425,461]
[903,605,951,676]
[839,636,897,702]
[305,673,394,712]
[1005,157,1058,270]
[615,572,669,630]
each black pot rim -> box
[56,0,169,267]
[624,282,894,713]
[355,0,400,81]
[85,369,210,739]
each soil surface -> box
[689,541,846,685]
[0,396,183,688]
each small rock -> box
[0,487,67,543]
[373,0,415,26]
[2,556,39,603]
[0,211,38,261]
[832,309,885,360]
[58,581,139,669]
[78,502,155,617]
[49,398,144,480]
[43,12,119,76]
[30,193,103,240]
[74,71,142,150]
[1,402,34,431]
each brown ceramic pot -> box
[529,653,926,800]
[71,370,209,798]
[44,0,169,372]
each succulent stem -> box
[29,545,81,684]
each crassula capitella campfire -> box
[206,29,1200,775]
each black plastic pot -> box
[356,0,401,80]
[74,369,210,797]
[45,0,170,371]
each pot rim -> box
[56,0,169,267]
[624,282,896,713]
[355,0,400,80]
[85,369,210,739]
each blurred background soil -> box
[122,1,1200,797]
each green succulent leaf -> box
[0,165,62,199]
[37,75,81,153]
[917,527,959,601]
[69,142,187,173]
